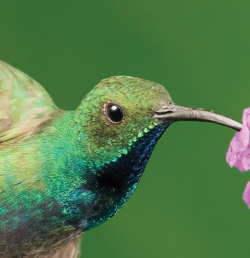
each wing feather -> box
[44,238,81,258]
[0,61,60,142]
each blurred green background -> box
[1,0,250,257]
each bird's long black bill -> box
[154,104,242,131]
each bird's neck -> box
[41,112,169,232]
[62,122,169,232]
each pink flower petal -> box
[243,181,250,208]
[226,108,250,172]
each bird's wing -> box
[44,238,81,258]
[0,61,59,142]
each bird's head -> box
[75,76,241,170]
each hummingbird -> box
[0,61,242,258]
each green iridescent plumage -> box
[0,61,173,257]
[0,60,242,258]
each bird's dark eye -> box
[105,102,125,124]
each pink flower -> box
[226,108,250,208]
[243,181,250,208]
[226,108,250,172]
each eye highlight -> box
[105,101,125,124]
